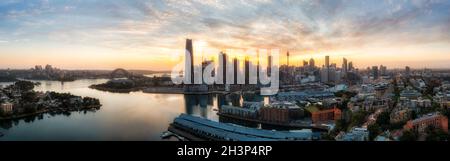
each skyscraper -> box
[303,60,309,67]
[256,53,260,85]
[245,56,250,85]
[201,60,213,84]
[233,58,238,84]
[380,65,387,76]
[286,51,290,66]
[218,52,227,84]
[321,68,329,83]
[342,58,348,73]
[348,62,354,71]
[268,55,272,77]
[405,66,411,77]
[185,39,194,84]
[331,63,337,68]
[309,58,315,68]
[223,53,227,84]
[325,55,330,68]
[372,66,379,80]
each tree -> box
[426,129,449,141]
[400,130,417,141]
[321,133,336,141]
[335,119,348,132]
[368,123,382,141]
[336,100,349,111]
[349,111,368,129]
[21,91,38,103]
[334,91,357,99]
[411,110,418,120]
[14,81,35,91]
[376,111,390,127]
[22,103,37,114]
[388,121,407,130]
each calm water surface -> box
[0,79,230,141]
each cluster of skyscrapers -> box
[183,39,393,87]
[319,56,356,84]
[183,39,272,87]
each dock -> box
[167,114,318,141]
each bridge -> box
[110,68,132,79]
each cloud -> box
[1,0,450,60]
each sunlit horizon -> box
[1,0,450,70]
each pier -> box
[167,114,319,141]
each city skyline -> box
[1,0,450,70]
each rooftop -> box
[173,114,313,141]
[411,112,445,124]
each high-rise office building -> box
[329,67,337,83]
[201,60,214,84]
[348,62,354,71]
[245,57,250,85]
[335,70,342,84]
[185,39,194,84]
[286,51,290,66]
[331,63,337,68]
[322,56,331,83]
[342,58,348,73]
[325,55,330,68]
[256,53,260,85]
[321,68,329,83]
[218,52,227,84]
[268,55,272,77]
[303,60,309,67]
[372,66,379,80]
[405,66,411,77]
[309,58,315,68]
[233,58,238,84]
[380,65,387,76]
[223,52,227,84]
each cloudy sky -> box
[0,0,449,70]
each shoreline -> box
[88,85,141,93]
[142,87,231,95]
[0,105,101,121]
[89,84,233,95]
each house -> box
[404,112,448,134]
[390,108,412,124]
[1,102,14,114]
[335,127,369,141]
[260,101,304,123]
[375,131,393,141]
[400,87,421,99]
[311,108,342,124]
[361,97,390,111]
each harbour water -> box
[0,79,251,141]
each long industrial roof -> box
[174,114,312,141]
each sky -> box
[0,0,449,70]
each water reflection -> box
[183,94,219,121]
[0,79,267,140]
